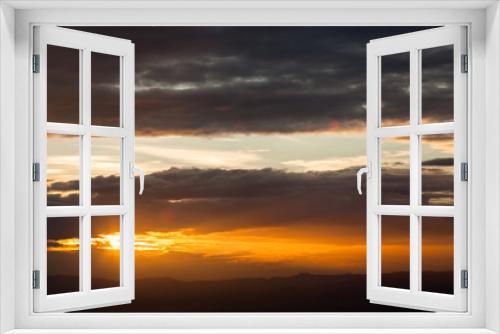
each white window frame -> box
[32,26,136,312]
[1,1,499,333]
[365,26,468,312]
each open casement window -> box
[33,26,141,312]
[363,26,468,312]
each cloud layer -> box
[59,26,445,135]
[49,166,453,231]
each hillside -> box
[46,272,452,312]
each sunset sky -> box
[45,27,455,302]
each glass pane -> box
[421,217,454,294]
[47,217,80,295]
[381,136,410,205]
[92,52,120,127]
[47,134,80,206]
[47,45,80,124]
[381,215,410,289]
[92,137,121,205]
[91,216,121,289]
[381,52,410,127]
[421,134,454,206]
[421,45,454,124]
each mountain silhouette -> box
[43,272,452,312]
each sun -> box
[106,234,121,250]
[92,233,121,251]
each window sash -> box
[366,26,468,312]
[32,26,136,313]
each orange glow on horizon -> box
[48,227,454,275]
[48,233,121,252]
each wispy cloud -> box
[136,144,264,171]
[282,155,366,172]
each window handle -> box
[356,163,371,195]
[130,163,145,195]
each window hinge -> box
[461,54,468,73]
[32,54,40,73]
[32,270,40,289]
[461,162,468,182]
[32,162,40,182]
[461,269,468,289]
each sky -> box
[44,27,455,300]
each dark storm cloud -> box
[91,52,121,127]
[47,217,80,240]
[421,44,454,123]
[47,45,80,124]
[48,167,365,232]
[62,26,441,135]
[48,166,453,233]
[380,52,410,125]
[49,179,79,191]
[381,169,410,205]
[422,158,454,166]
[381,165,453,205]
[137,167,357,200]
[47,193,79,207]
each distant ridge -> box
[51,272,452,312]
